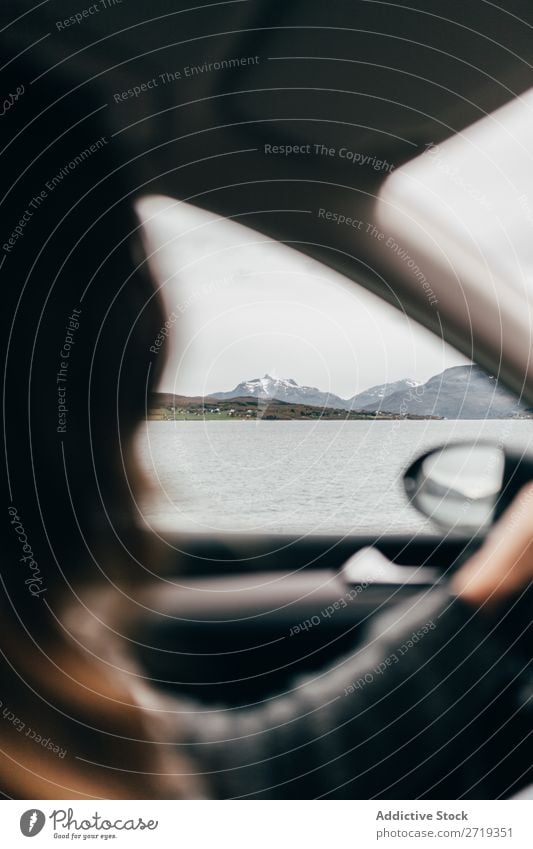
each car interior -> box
[4,0,533,805]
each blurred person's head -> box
[1,57,198,798]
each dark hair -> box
[1,58,196,798]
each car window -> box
[135,195,533,535]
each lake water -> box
[137,420,533,535]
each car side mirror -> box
[404,441,533,533]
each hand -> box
[451,483,533,606]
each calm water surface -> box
[137,420,533,535]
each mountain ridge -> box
[211,374,349,409]
[367,365,526,419]
[155,366,530,419]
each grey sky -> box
[138,196,469,398]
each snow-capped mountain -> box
[348,378,422,410]
[362,365,525,419]
[211,374,349,408]
[209,367,527,418]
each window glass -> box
[136,196,531,535]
